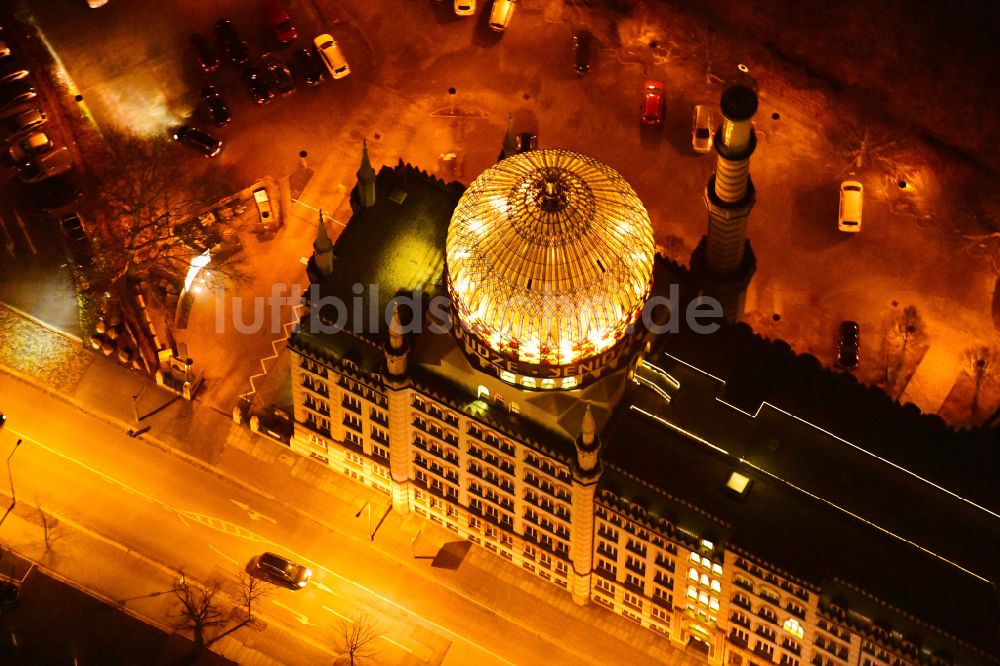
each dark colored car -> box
[242,66,273,105]
[60,213,95,267]
[0,412,5,429]
[265,0,298,44]
[200,86,231,126]
[27,174,82,213]
[573,30,591,76]
[266,62,295,95]
[191,33,220,73]
[172,125,222,157]
[516,132,536,153]
[836,320,860,370]
[215,19,250,65]
[291,47,323,86]
[641,80,665,126]
[0,59,29,85]
[0,580,18,607]
[253,552,311,589]
[0,81,36,114]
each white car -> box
[18,146,74,184]
[692,104,713,153]
[9,130,52,162]
[838,181,863,233]
[314,34,350,80]
[454,0,475,15]
[488,0,516,32]
[253,187,273,225]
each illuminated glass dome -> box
[446,149,654,379]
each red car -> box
[265,0,298,44]
[641,80,665,126]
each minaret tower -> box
[570,403,603,606]
[384,302,413,514]
[313,211,334,278]
[691,77,760,322]
[357,139,376,208]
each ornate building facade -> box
[287,84,999,666]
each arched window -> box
[783,617,804,640]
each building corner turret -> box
[570,402,603,606]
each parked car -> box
[8,130,52,162]
[18,146,74,183]
[253,186,276,229]
[0,82,36,115]
[488,0,516,32]
[692,104,713,153]
[454,0,475,16]
[292,47,323,86]
[60,213,95,267]
[836,321,860,370]
[26,174,82,212]
[0,60,29,85]
[266,61,295,95]
[516,132,536,153]
[191,33,220,73]
[172,125,222,157]
[265,0,298,44]
[215,19,250,65]
[242,66,274,104]
[838,180,863,233]
[573,30,591,76]
[640,80,664,126]
[253,552,311,589]
[0,580,18,608]
[200,86,231,126]
[1,107,46,143]
[314,34,350,79]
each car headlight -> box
[304,569,312,578]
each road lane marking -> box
[321,605,352,622]
[231,499,277,524]
[0,212,14,256]
[12,430,272,545]
[272,600,313,625]
[312,580,336,595]
[208,544,240,566]
[14,212,36,254]
[314,566,515,666]
[12,428,522,665]
[380,635,413,653]
[176,513,189,528]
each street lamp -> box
[7,439,20,506]
[1,439,21,526]
[355,501,373,541]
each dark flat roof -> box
[602,351,1000,658]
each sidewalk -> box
[1,302,700,666]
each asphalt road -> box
[0,365,708,665]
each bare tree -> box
[239,570,271,623]
[86,127,246,294]
[964,346,996,417]
[172,575,226,649]
[893,305,924,355]
[332,613,383,666]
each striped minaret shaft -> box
[705,83,759,276]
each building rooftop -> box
[602,347,1000,659]
[446,149,655,368]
